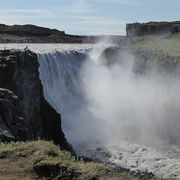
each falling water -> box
[37,45,180,178]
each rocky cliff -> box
[126,21,180,37]
[101,46,180,75]
[0,49,71,151]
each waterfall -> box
[38,50,87,143]
[37,46,180,177]
[37,48,112,145]
[38,47,180,147]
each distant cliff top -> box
[0,24,124,43]
[0,24,83,43]
[0,24,65,37]
[126,21,180,37]
[0,24,96,43]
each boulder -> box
[0,88,26,141]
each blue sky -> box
[0,0,179,35]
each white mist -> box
[37,44,180,178]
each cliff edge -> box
[126,21,180,37]
[0,49,71,151]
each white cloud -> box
[95,0,140,6]
[0,9,55,19]
[70,0,94,13]
[0,0,94,20]
[71,16,126,26]
[0,3,126,35]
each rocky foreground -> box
[0,140,159,180]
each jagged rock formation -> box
[0,49,71,151]
[126,21,180,37]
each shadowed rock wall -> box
[0,49,71,151]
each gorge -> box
[37,45,180,178]
[1,42,180,178]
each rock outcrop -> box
[126,21,180,37]
[0,89,23,141]
[0,49,71,151]
[101,46,180,75]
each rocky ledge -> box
[101,46,180,76]
[0,49,71,151]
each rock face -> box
[0,49,71,151]
[0,89,23,141]
[126,21,180,37]
[101,47,180,75]
[131,48,180,76]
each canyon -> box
[0,21,180,179]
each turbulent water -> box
[1,44,180,178]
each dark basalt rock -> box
[0,88,26,141]
[34,162,80,179]
[0,49,71,151]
